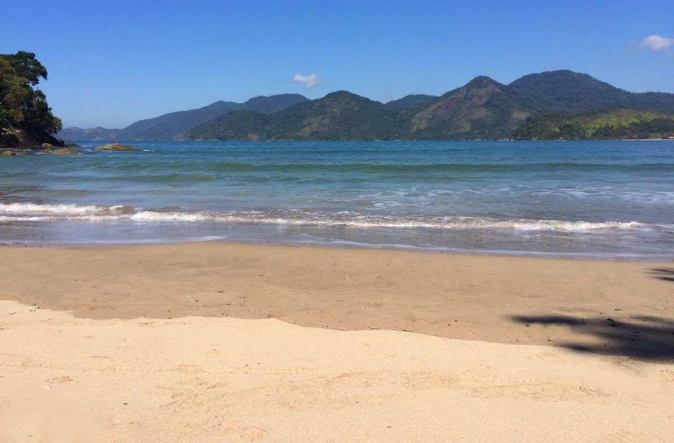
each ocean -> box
[1,140,672,259]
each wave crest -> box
[0,202,648,233]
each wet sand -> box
[1,243,673,442]
[1,242,672,356]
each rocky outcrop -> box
[50,148,83,155]
[0,131,19,149]
[0,126,64,149]
[0,149,33,156]
[94,143,140,152]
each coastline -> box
[4,235,674,262]
[1,241,672,351]
[3,140,673,259]
[2,242,673,442]
[0,243,674,443]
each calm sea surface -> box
[1,140,673,259]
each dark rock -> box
[64,143,81,147]
[1,127,64,149]
[94,143,140,152]
[0,131,19,148]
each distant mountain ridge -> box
[60,71,674,141]
[188,91,410,141]
[385,94,438,111]
[187,71,674,141]
[508,70,674,115]
[406,76,532,139]
[58,94,309,141]
[114,100,241,141]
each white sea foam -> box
[129,211,209,222]
[0,202,649,232]
[0,216,48,222]
[0,203,106,215]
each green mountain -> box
[58,94,308,141]
[60,70,674,142]
[185,111,272,141]
[408,76,532,139]
[407,72,674,140]
[242,94,309,114]
[507,70,674,115]
[57,101,239,141]
[188,91,409,141]
[512,109,674,140]
[386,94,438,111]
[119,100,241,141]
[186,73,674,141]
[52,126,123,142]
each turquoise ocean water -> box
[1,140,672,260]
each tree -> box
[2,51,48,86]
[0,103,9,129]
[0,51,61,136]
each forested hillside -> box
[512,109,674,140]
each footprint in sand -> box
[50,376,73,384]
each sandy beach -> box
[1,243,673,442]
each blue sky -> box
[1,0,673,128]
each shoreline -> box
[2,241,673,442]
[3,139,673,261]
[3,237,673,262]
[1,241,672,357]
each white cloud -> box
[639,35,674,53]
[292,73,320,89]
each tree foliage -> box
[0,51,61,135]
[512,109,674,140]
[2,51,49,86]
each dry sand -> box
[1,243,673,442]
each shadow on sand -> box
[650,267,674,283]
[510,314,674,362]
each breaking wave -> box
[0,202,647,232]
